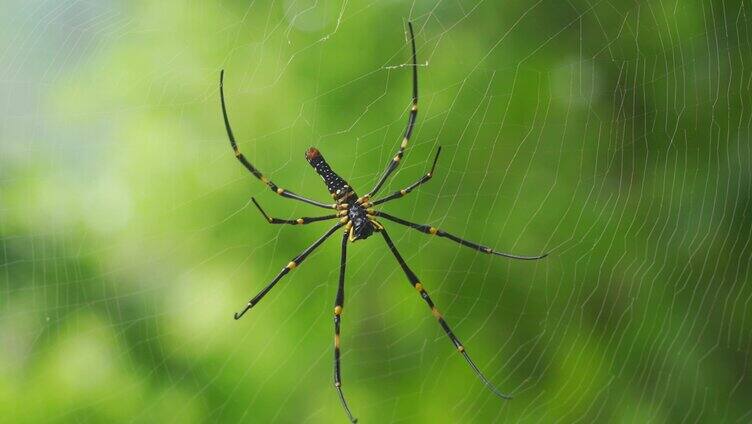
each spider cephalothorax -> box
[220,22,547,424]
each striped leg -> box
[371,147,441,207]
[373,212,547,260]
[380,229,512,399]
[365,22,418,199]
[334,233,357,423]
[234,223,343,319]
[252,198,337,225]
[220,70,335,210]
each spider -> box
[219,22,546,423]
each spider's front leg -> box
[233,222,343,319]
[333,232,357,423]
[379,228,513,399]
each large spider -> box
[220,22,546,423]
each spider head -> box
[350,220,374,241]
[348,204,375,241]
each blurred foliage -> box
[1,0,751,422]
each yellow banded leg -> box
[234,223,343,319]
[334,233,357,423]
[380,228,512,400]
[252,197,338,226]
[365,22,419,199]
[220,70,336,210]
[370,147,442,207]
[373,211,547,261]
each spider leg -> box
[365,22,418,199]
[220,70,335,210]
[234,222,344,319]
[251,198,338,225]
[334,232,358,423]
[371,147,441,207]
[372,211,547,260]
[379,229,512,399]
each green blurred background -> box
[2,0,751,422]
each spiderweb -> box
[2,0,751,422]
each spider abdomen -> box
[305,147,355,202]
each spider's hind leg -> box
[371,146,441,207]
[366,21,419,198]
[220,71,336,210]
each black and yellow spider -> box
[220,22,546,423]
